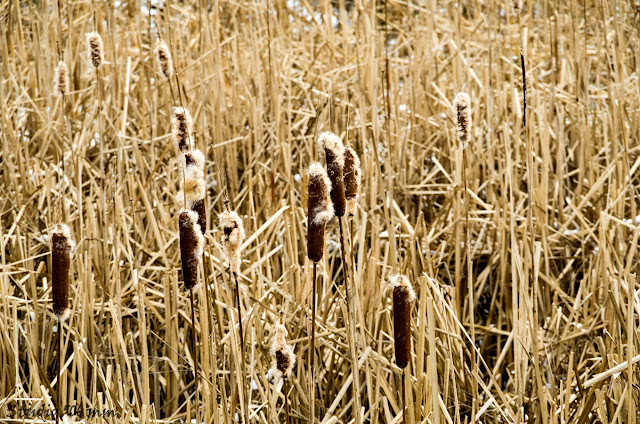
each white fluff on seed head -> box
[53,61,69,95]
[270,323,296,380]
[184,149,205,172]
[154,42,173,79]
[388,274,416,302]
[86,32,104,68]
[307,163,334,225]
[219,210,246,274]
[317,131,345,168]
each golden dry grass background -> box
[1,0,640,422]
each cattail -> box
[53,61,69,96]
[219,210,246,275]
[182,150,206,232]
[343,146,361,217]
[307,163,333,262]
[86,32,104,68]
[454,92,471,149]
[317,131,346,217]
[51,224,75,321]
[154,42,173,79]
[179,210,204,290]
[270,322,296,379]
[391,275,415,369]
[513,0,521,14]
[172,107,193,153]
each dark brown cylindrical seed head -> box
[318,132,346,217]
[179,210,204,290]
[391,275,415,369]
[154,42,173,79]
[271,322,296,378]
[307,163,333,262]
[51,224,75,320]
[172,107,193,153]
[191,198,206,235]
[343,146,361,217]
[276,350,291,375]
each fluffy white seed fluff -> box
[86,32,104,68]
[307,162,334,225]
[53,61,69,96]
[172,107,194,150]
[154,42,173,79]
[176,166,205,207]
[219,210,246,274]
[181,209,204,258]
[317,131,345,168]
[388,274,416,302]
[184,149,205,172]
[270,322,296,380]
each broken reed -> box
[391,275,415,424]
[51,224,74,424]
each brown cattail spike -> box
[86,32,104,68]
[154,42,173,79]
[172,107,193,153]
[51,224,75,321]
[219,210,246,275]
[179,150,206,232]
[513,0,521,14]
[343,146,361,217]
[317,132,346,217]
[270,322,296,379]
[179,210,204,290]
[454,92,471,149]
[53,61,69,96]
[391,275,415,369]
[307,163,333,262]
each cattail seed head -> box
[390,274,415,369]
[179,210,204,290]
[317,131,346,217]
[51,224,75,321]
[343,146,361,217]
[181,149,206,232]
[453,92,471,149]
[53,61,69,96]
[270,322,296,379]
[184,149,205,170]
[154,42,173,79]
[86,32,104,68]
[307,162,333,262]
[172,107,193,153]
[513,0,521,14]
[219,210,245,275]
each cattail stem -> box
[284,377,290,424]
[339,217,361,424]
[401,370,406,424]
[189,289,200,423]
[309,261,317,424]
[233,271,249,424]
[96,66,108,295]
[57,320,63,424]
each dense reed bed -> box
[1,0,640,423]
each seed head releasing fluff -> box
[51,224,75,321]
[219,210,245,275]
[453,92,471,149]
[317,132,346,217]
[390,275,415,369]
[53,61,69,96]
[172,107,193,153]
[86,32,104,68]
[179,149,206,232]
[343,146,361,217]
[179,210,204,290]
[270,322,296,380]
[307,163,333,262]
[154,42,173,79]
